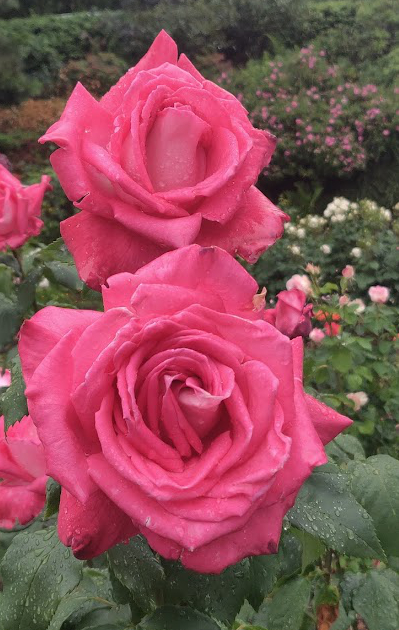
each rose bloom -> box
[0,165,51,251]
[320,244,331,254]
[0,415,47,528]
[309,328,325,343]
[347,392,369,412]
[40,31,288,290]
[342,265,355,279]
[286,274,312,296]
[349,298,366,314]
[351,247,362,258]
[264,289,313,338]
[339,295,350,306]
[368,285,390,304]
[19,245,350,573]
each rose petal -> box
[197,186,289,263]
[58,488,137,559]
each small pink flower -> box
[339,295,350,306]
[368,285,390,303]
[325,136,336,147]
[286,274,312,296]
[349,298,365,314]
[319,51,326,57]
[342,265,355,279]
[383,129,390,136]
[347,392,369,412]
[309,328,325,343]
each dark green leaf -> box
[326,434,366,464]
[291,529,325,571]
[330,348,352,373]
[136,605,221,630]
[47,567,119,630]
[352,570,399,630]
[254,576,311,630]
[0,526,82,630]
[0,264,14,296]
[0,354,28,429]
[16,268,42,312]
[44,478,61,519]
[348,455,399,557]
[107,536,164,613]
[0,294,21,348]
[163,558,250,625]
[288,464,385,560]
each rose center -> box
[146,106,210,192]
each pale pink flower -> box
[286,274,312,296]
[342,265,355,279]
[368,285,390,303]
[309,328,325,343]
[347,392,369,412]
[349,298,366,314]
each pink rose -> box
[309,328,325,344]
[19,245,350,573]
[40,31,288,290]
[286,274,312,296]
[349,298,366,314]
[342,265,355,279]
[0,165,51,251]
[264,289,313,338]
[0,415,47,528]
[368,285,390,303]
[346,392,369,412]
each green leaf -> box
[348,455,399,557]
[0,264,14,296]
[163,558,250,625]
[47,567,123,630]
[352,570,399,630]
[39,238,83,291]
[330,348,352,373]
[0,527,82,630]
[254,576,311,630]
[326,434,366,464]
[107,536,164,613]
[16,268,42,312]
[319,283,339,294]
[288,464,385,560]
[0,354,28,429]
[44,478,61,519]
[346,373,363,390]
[330,604,352,630]
[291,529,325,571]
[0,293,21,348]
[247,555,280,610]
[136,605,221,630]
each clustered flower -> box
[219,46,397,180]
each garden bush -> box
[252,196,399,301]
[218,45,399,206]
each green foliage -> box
[347,455,399,557]
[107,537,164,613]
[0,354,28,428]
[288,463,386,561]
[0,527,82,629]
